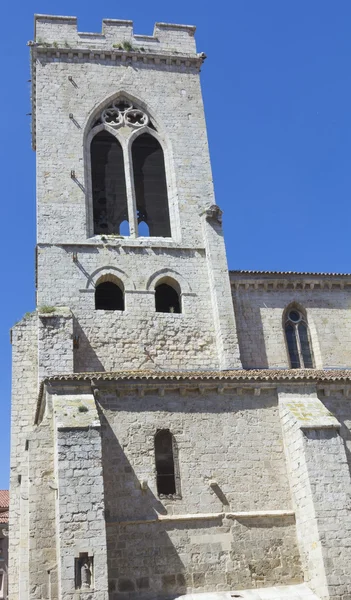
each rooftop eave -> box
[230,269,351,291]
[230,269,351,278]
[35,369,351,425]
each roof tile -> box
[0,491,9,509]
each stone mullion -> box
[294,323,304,368]
[123,145,138,238]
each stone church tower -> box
[10,13,351,600]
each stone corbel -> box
[201,204,223,224]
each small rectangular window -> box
[155,429,180,496]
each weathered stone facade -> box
[9,14,351,600]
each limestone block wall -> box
[38,308,73,379]
[231,273,351,369]
[34,16,197,55]
[28,416,57,600]
[105,515,299,597]
[36,245,219,371]
[32,15,241,371]
[279,389,351,600]
[96,385,302,595]
[52,394,108,600]
[34,47,211,246]
[9,315,38,600]
[324,392,351,475]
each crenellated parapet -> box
[32,14,199,56]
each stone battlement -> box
[33,14,197,55]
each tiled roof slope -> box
[0,490,9,524]
[0,491,9,508]
[47,369,351,383]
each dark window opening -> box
[285,323,300,368]
[132,133,171,237]
[155,283,181,314]
[284,308,314,369]
[91,131,129,235]
[298,321,314,368]
[95,281,124,311]
[155,430,176,495]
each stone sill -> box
[108,509,295,526]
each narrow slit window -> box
[91,131,128,235]
[155,282,181,314]
[132,133,171,237]
[284,308,314,368]
[155,430,177,496]
[95,281,124,311]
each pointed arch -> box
[84,90,164,136]
[283,303,314,369]
[90,129,128,235]
[84,91,180,240]
[131,131,171,237]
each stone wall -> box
[9,315,38,600]
[34,44,212,245]
[231,274,351,369]
[52,393,109,600]
[279,388,351,600]
[105,515,300,598]
[37,245,218,372]
[97,385,302,596]
[33,15,240,372]
[28,416,57,600]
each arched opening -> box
[154,430,177,496]
[155,281,181,313]
[95,281,124,311]
[284,307,314,368]
[91,130,128,235]
[132,133,171,237]
[119,220,130,236]
[138,220,150,237]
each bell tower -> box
[31,14,241,374]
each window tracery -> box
[284,307,314,369]
[89,98,171,238]
[93,99,150,129]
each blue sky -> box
[1,0,351,488]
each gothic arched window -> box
[132,133,171,237]
[155,280,181,313]
[154,430,180,496]
[284,307,314,368]
[95,280,124,311]
[89,98,173,239]
[91,131,128,235]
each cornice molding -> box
[29,44,204,150]
[230,271,351,292]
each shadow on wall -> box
[73,317,105,373]
[98,411,187,600]
[233,295,269,369]
[96,398,302,599]
[322,394,351,480]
